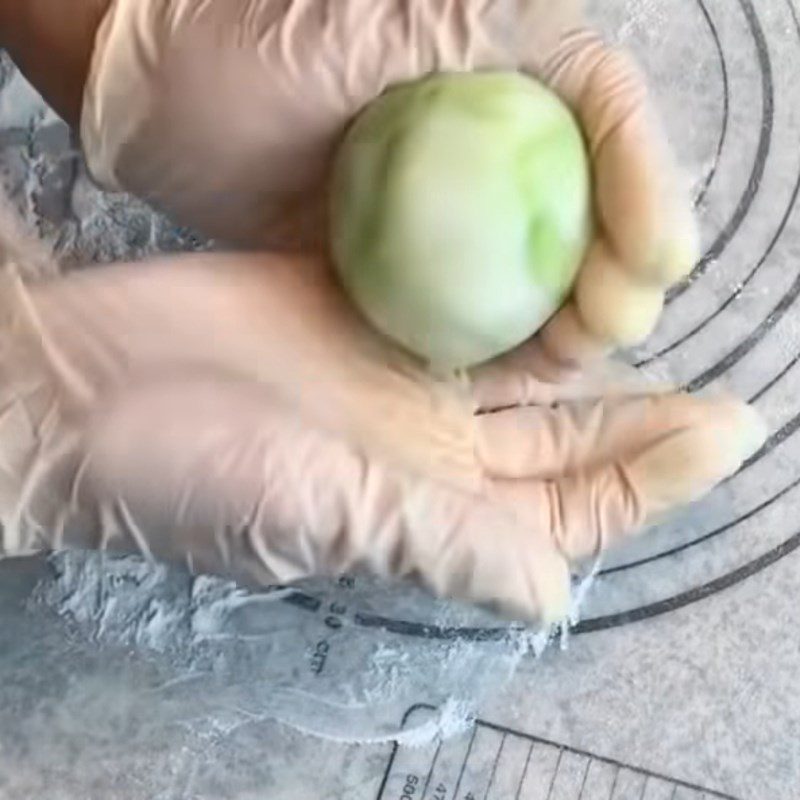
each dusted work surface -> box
[2,0,800,797]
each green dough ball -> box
[331,71,592,370]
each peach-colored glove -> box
[81,0,697,385]
[3,0,703,492]
[61,0,709,509]
[0,216,765,624]
[0,1,760,624]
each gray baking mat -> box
[2,0,800,797]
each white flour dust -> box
[30,551,594,746]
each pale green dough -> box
[331,71,592,370]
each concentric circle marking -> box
[665,0,775,304]
[693,0,731,209]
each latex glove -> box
[1,0,697,373]
[69,0,696,381]
[0,237,765,624]
[4,0,705,480]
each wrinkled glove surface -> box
[0,0,766,623]
[82,0,698,376]
[0,234,765,624]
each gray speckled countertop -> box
[2,1,800,798]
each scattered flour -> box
[29,551,597,746]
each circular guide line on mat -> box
[663,0,774,306]
[692,0,730,210]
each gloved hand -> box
[0,218,765,624]
[4,0,711,480]
[0,1,763,624]
[6,0,696,381]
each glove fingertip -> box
[575,243,665,346]
[531,548,573,627]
